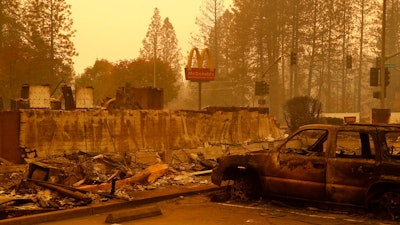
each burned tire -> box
[368,190,400,220]
[228,170,261,201]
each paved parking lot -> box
[36,194,397,225]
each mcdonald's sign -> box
[184,47,216,81]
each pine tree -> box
[140,7,182,93]
[384,0,400,110]
[159,17,182,74]
[0,0,26,100]
[23,0,77,88]
[191,0,225,52]
[140,8,162,87]
[140,8,162,60]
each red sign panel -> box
[185,68,215,81]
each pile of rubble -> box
[0,151,216,220]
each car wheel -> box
[369,191,400,220]
[229,171,261,201]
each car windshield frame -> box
[278,128,329,157]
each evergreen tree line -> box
[2,0,400,115]
[0,2,182,107]
[194,0,400,118]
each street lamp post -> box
[380,0,387,108]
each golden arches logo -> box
[185,47,215,81]
[186,47,215,69]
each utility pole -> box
[380,0,387,108]
[153,42,157,88]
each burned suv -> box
[211,124,400,219]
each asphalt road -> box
[36,194,397,225]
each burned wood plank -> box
[0,165,26,173]
[78,163,169,192]
[0,197,32,206]
[30,180,91,203]
[189,170,213,176]
[141,163,169,184]
[0,157,14,166]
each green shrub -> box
[284,96,322,132]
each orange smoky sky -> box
[67,0,230,75]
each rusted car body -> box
[211,124,400,219]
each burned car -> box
[211,124,400,219]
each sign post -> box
[184,48,216,110]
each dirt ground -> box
[36,193,398,225]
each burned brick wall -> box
[18,109,280,159]
[0,111,21,163]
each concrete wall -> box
[387,112,400,124]
[321,112,360,123]
[19,109,280,160]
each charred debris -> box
[0,151,216,220]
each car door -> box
[326,129,379,204]
[265,128,328,200]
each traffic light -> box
[373,91,386,99]
[373,91,380,99]
[255,81,269,95]
[258,99,266,105]
[255,81,263,95]
[376,57,381,68]
[255,81,261,95]
[385,68,390,86]
[370,67,379,86]
[290,52,297,65]
[346,55,352,69]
